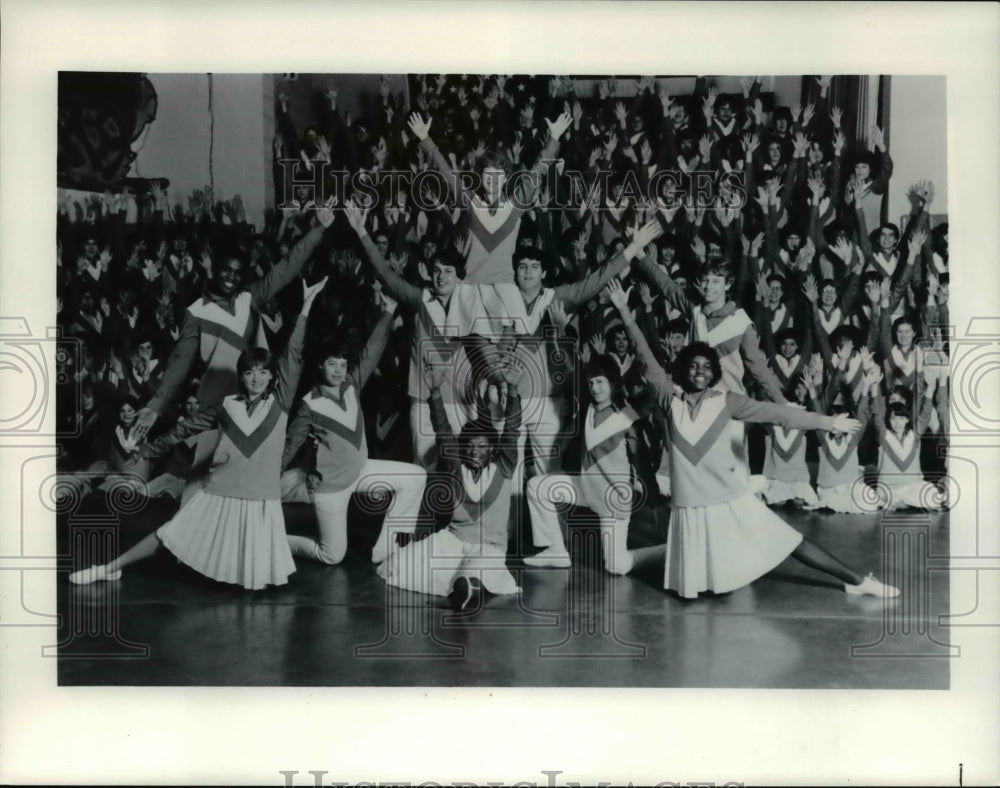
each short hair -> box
[476,148,510,177]
[674,341,723,390]
[767,274,787,290]
[774,327,800,347]
[819,278,839,294]
[876,223,900,239]
[458,415,499,449]
[665,317,689,336]
[861,271,884,287]
[236,347,279,381]
[829,325,860,351]
[700,257,734,284]
[885,401,914,431]
[316,336,360,369]
[584,354,623,386]
[434,245,467,278]
[892,314,918,338]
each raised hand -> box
[614,101,628,127]
[547,299,571,331]
[545,111,573,141]
[604,132,618,157]
[832,130,846,156]
[626,218,664,258]
[790,103,802,123]
[792,132,809,158]
[407,113,432,141]
[737,76,755,97]
[589,334,606,356]
[815,75,832,92]
[752,98,764,125]
[909,180,935,206]
[870,125,886,151]
[831,236,853,263]
[908,227,928,258]
[639,138,653,165]
[343,199,370,236]
[637,281,655,309]
[807,173,826,200]
[830,105,842,129]
[802,274,819,303]
[796,238,816,270]
[605,278,633,313]
[698,134,712,161]
[657,85,673,118]
[765,177,783,205]
[749,231,764,258]
[801,103,816,127]
[422,358,451,391]
[741,132,760,157]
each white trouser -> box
[512,395,565,497]
[283,460,426,565]
[525,473,634,575]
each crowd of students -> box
[60,74,949,610]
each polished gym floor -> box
[57,487,951,689]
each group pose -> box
[61,74,950,610]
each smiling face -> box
[808,142,825,165]
[82,238,99,261]
[878,227,898,252]
[136,341,155,361]
[588,375,613,406]
[515,258,543,293]
[698,273,730,307]
[214,258,244,297]
[432,262,458,298]
[119,403,137,426]
[320,356,349,389]
[184,395,199,417]
[821,284,838,307]
[241,365,273,397]
[854,162,871,181]
[612,329,630,355]
[779,337,798,359]
[895,321,915,349]
[667,332,686,353]
[482,167,506,203]
[463,434,492,470]
[889,412,910,434]
[686,354,714,392]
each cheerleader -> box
[607,280,898,598]
[377,358,524,612]
[405,110,573,346]
[869,369,944,510]
[280,294,427,565]
[69,278,327,590]
[761,366,820,508]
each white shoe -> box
[845,573,900,598]
[523,546,571,568]
[69,564,122,585]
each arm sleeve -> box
[428,389,460,473]
[633,254,691,316]
[420,137,471,209]
[141,405,220,461]
[553,249,629,308]
[247,225,325,309]
[354,309,394,389]
[275,314,307,411]
[621,317,675,401]
[513,135,561,207]
[146,313,200,415]
[741,323,789,403]
[281,402,313,470]
[359,235,424,310]
[726,392,836,430]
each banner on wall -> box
[57,72,158,192]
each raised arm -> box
[247,221,326,309]
[138,404,220,462]
[741,322,789,403]
[725,391,847,432]
[511,112,572,207]
[409,113,472,209]
[135,314,201,439]
[276,277,327,411]
[607,279,675,402]
[353,303,397,390]
[345,200,424,310]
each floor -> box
[57,492,951,689]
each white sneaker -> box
[845,573,900,598]
[523,546,571,568]
[69,564,122,585]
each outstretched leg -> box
[69,532,164,584]
[792,538,899,597]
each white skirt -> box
[814,483,879,514]
[879,480,944,510]
[157,491,296,590]
[763,479,820,507]
[377,529,520,597]
[664,492,804,598]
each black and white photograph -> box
[2,2,998,786]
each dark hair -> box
[892,314,918,341]
[665,317,689,336]
[476,148,510,178]
[829,325,860,352]
[584,353,622,387]
[767,274,787,290]
[236,347,279,391]
[433,245,467,278]
[887,385,913,407]
[316,337,359,369]
[674,341,723,391]
[861,271,884,287]
[886,401,913,433]
[785,373,809,404]
[774,327,800,347]
[458,415,499,451]
[773,106,793,124]
[700,256,734,285]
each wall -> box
[888,75,948,224]
[129,73,269,229]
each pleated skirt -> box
[157,491,296,590]
[664,492,804,598]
